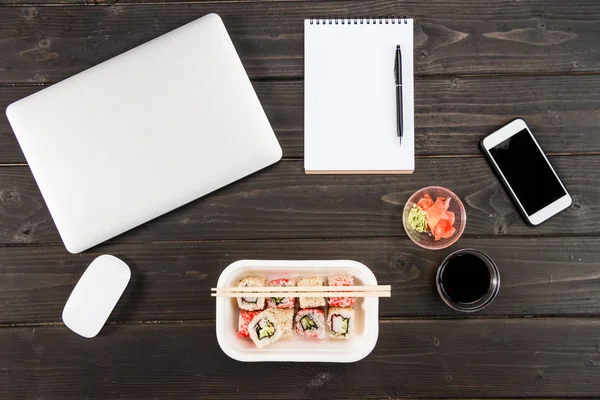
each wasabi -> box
[408,204,428,233]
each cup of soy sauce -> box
[436,249,500,312]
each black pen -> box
[394,45,403,145]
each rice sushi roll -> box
[327,307,355,339]
[296,276,326,308]
[266,278,296,309]
[248,310,285,348]
[237,310,260,338]
[236,276,267,311]
[295,308,326,339]
[271,308,295,339]
[327,275,356,308]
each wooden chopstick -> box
[211,285,391,293]
[211,291,391,298]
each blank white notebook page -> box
[304,18,414,173]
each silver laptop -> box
[6,14,282,253]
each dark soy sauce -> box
[440,253,491,304]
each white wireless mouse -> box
[62,255,131,338]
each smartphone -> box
[480,118,572,225]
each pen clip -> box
[394,45,400,84]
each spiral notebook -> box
[304,17,414,174]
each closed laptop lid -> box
[6,13,282,253]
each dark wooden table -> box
[1,0,600,398]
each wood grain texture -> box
[0,85,38,164]
[2,75,600,163]
[0,156,593,245]
[0,1,598,398]
[3,318,600,398]
[1,237,600,324]
[0,1,599,83]
[2,0,305,3]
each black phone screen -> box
[488,128,566,215]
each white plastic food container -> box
[216,259,379,362]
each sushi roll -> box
[327,275,356,308]
[248,310,285,348]
[236,276,267,311]
[296,276,326,308]
[237,310,260,338]
[295,308,326,339]
[271,308,295,339]
[327,307,355,339]
[266,278,296,309]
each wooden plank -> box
[1,237,600,324]
[0,155,594,245]
[1,0,306,3]
[0,86,37,165]
[0,1,599,82]
[2,75,600,163]
[2,318,600,398]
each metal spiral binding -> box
[309,16,408,25]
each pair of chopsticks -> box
[211,285,391,298]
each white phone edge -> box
[481,118,572,225]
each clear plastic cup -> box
[402,186,466,250]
